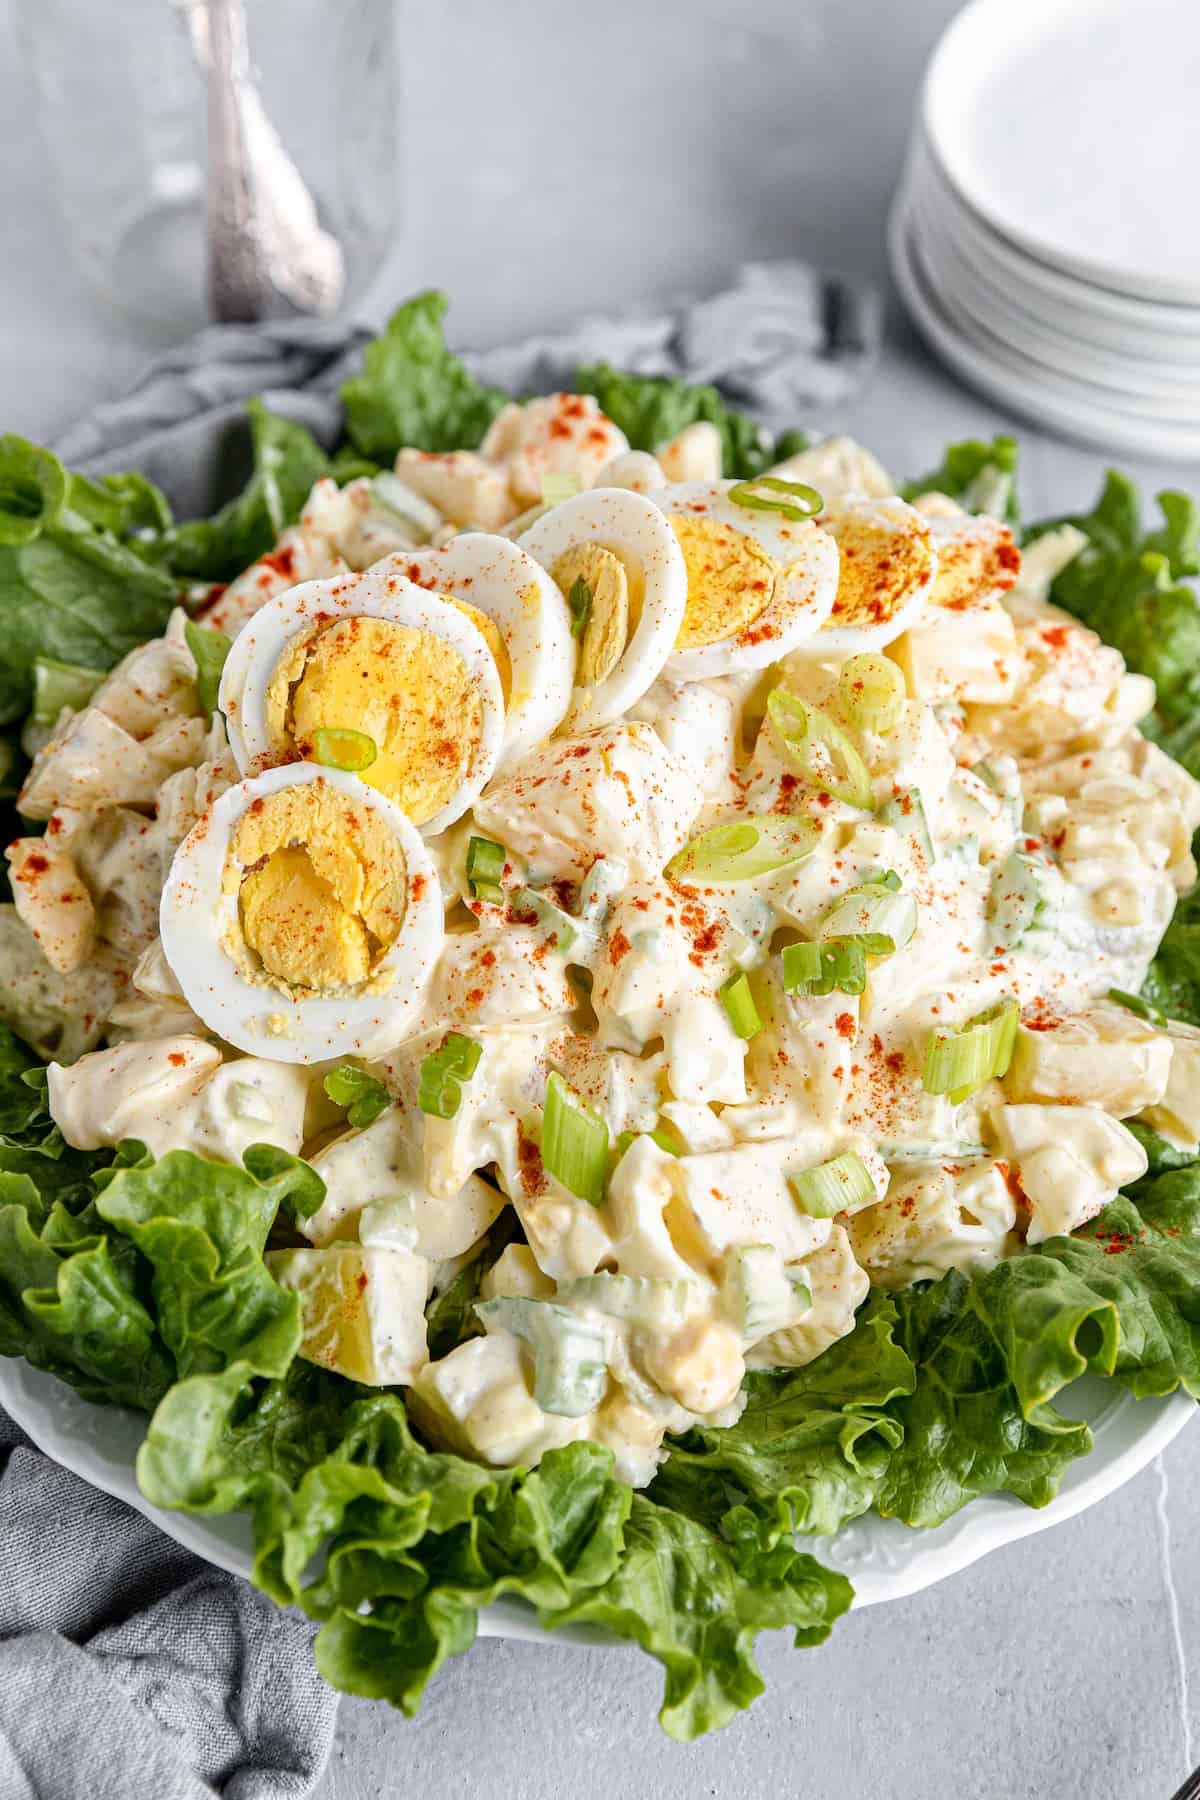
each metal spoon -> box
[182,0,345,323]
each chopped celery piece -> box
[880,787,934,862]
[719,971,763,1040]
[543,1072,609,1206]
[512,885,577,950]
[475,1295,607,1417]
[720,1243,812,1341]
[183,620,232,716]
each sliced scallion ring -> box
[922,998,1019,1105]
[837,653,906,733]
[418,1032,483,1120]
[541,471,583,506]
[666,815,818,884]
[312,726,378,773]
[543,1072,609,1206]
[880,788,935,864]
[466,835,506,905]
[567,575,592,640]
[820,883,917,950]
[728,475,824,523]
[767,690,875,810]
[719,971,763,1040]
[782,938,866,997]
[789,1150,874,1218]
[1107,989,1169,1029]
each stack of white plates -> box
[890,0,1200,460]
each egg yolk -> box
[823,513,935,627]
[240,846,371,990]
[551,543,634,686]
[228,780,408,995]
[670,517,777,648]
[926,522,1020,612]
[447,598,513,703]
[270,615,484,825]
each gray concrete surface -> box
[1,2,1197,1795]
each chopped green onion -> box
[567,575,592,639]
[838,653,906,733]
[923,999,1019,1105]
[1107,989,1169,1030]
[324,1064,392,1129]
[868,869,903,891]
[184,619,232,716]
[418,1033,483,1120]
[719,971,763,1040]
[466,835,506,905]
[613,1126,679,1161]
[782,937,867,997]
[790,1151,875,1219]
[543,1072,609,1206]
[31,656,104,726]
[880,788,934,863]
[666,815,818,884]
[512,885,577,950]
[541,472,583,506]
[767,690,875,810]
[369,471,443,539]
[728,475,823,522]
[312,726,378,773]
[821,884,917,950]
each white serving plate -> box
[890,191,1200,462]
[1,1349,1192,1634]
[923,0,1200,305]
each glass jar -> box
[17,0,398,337]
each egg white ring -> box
[519,488,688,730]
[160,763,444,1064]
[805,492,940,658]
[655,480,841,680]
[218,559,505,835]
[396,534,576,769]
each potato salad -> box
[8,399,1200,1495]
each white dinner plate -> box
[890,191,1200,461]
[1,1349,1192,1632]
[923,0,1200,304]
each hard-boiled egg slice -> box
[520,488,688,730]
[655,481,840,680]
[395,535,575,768]
[808,494,938,657]
[922,509,1021,610]
[160,764,443,1063]
[219,559,504,835]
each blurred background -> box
[0,0,952,436]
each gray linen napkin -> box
[5,258,879,1799]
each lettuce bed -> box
[0,295,1198,1739]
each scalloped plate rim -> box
[0,1354,1192,1644]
